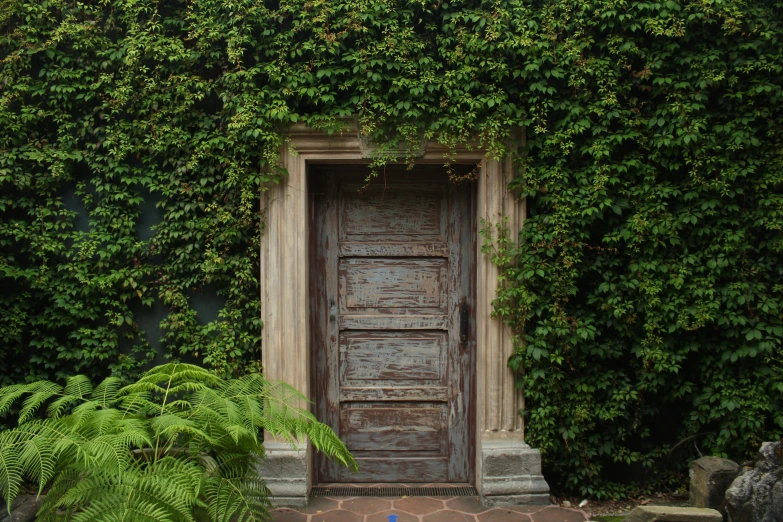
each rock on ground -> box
[0,495,41,522]
[725,440,783,522]
[690,455,738,513]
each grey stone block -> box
[624,506,723,522]
[689,456,738,513]
[483,448,543,477]
[261,478,308,497]
[254,442,308,507]
[479,439,550,506]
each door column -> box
[476,151,550,505]
[256,142,311,506]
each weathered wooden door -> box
[309,165,475,483]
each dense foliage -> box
[1,0,781,496]
[0,363,356,521]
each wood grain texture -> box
[340,331,446,383]
[338,242,448,257]
[338,315,448,330]
[311,165,475,483]
[341,188,445,238]
[339,386,449,402]
[341,404,446,452]
[339,258,447,310]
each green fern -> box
[0,363,357,521]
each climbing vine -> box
[1,0,781,496]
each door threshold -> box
[310,484,478,497]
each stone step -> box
[624,505,722,522]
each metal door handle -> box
[459,300,469,346]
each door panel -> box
[339,258,447,311]
[339,331,447,383]
[340,404,447,452]
[310,166,475,484]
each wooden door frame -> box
[259,122,544,504]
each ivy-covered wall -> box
[1,0,781,497]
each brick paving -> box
[269,491,591,522]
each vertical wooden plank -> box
[447,179,476,482]
[310,169,341,482]
[465,183,478,483]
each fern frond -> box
[18,431,57,495]
[74,496,175,522]
[64,375,93,399]
[47,394,83,419]
[151,414,211,445]
[116,391,157,417]
[159,399,193,417]
[54,472,131,512]
[134,363,221,390]
[80,407,122,437]
[65,400,98,430]
[0,444,22,510]
[91,376,123,408]
[117,381,167,397]
[0,385,29,416]
[223,425,256,446]
[238,396,265,433]
[18,381,64,423]
[163,382,211,396]
[85,431,150,473]
[203,474,269,522]
[213,452,253,480]
[36,468,81,521]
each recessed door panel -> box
[340,331,446,384]
[339,258,447,311]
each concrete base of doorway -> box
[480,439,551,506]
[255,442,309,507]
[257,439,551,508]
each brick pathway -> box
[270,495,591,522]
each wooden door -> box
[309,165,475,484]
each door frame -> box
[260,122,536,502]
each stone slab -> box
[624,505,722,522]
[482,493,551,507]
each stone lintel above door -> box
[257,123,550,506]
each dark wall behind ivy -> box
[1,0,781,497]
